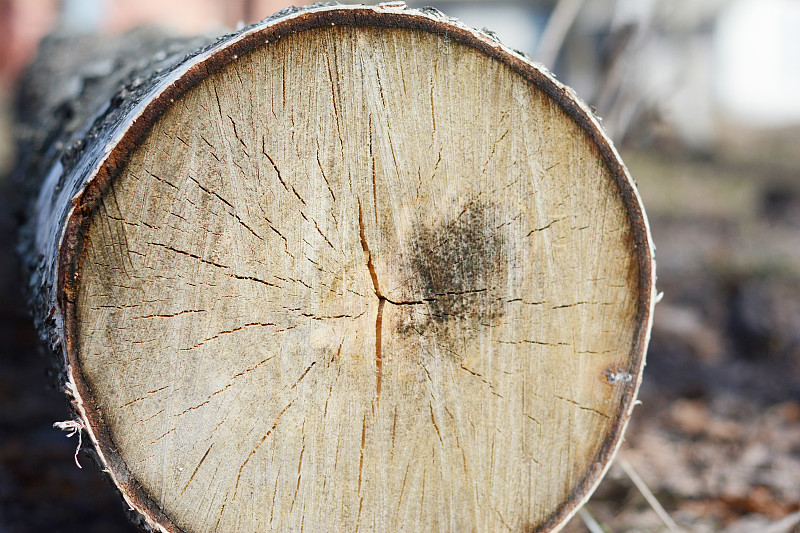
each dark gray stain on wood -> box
[402,201,507,338]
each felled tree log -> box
[16,3,655,532]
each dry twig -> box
[617,456,682,532]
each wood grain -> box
[24,5,654,532]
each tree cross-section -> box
[16,4,655,532]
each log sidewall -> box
[45,5,655,532]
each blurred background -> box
[1,1,799,531]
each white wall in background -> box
[715,0,800,127]
[61,0,107,32]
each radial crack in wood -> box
[19,5,655,533]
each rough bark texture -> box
[15,25,216,357]
[16,4,655,532]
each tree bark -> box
[16,3,655,532]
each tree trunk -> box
[16,4,655,532]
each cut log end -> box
[41,6,653,533]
